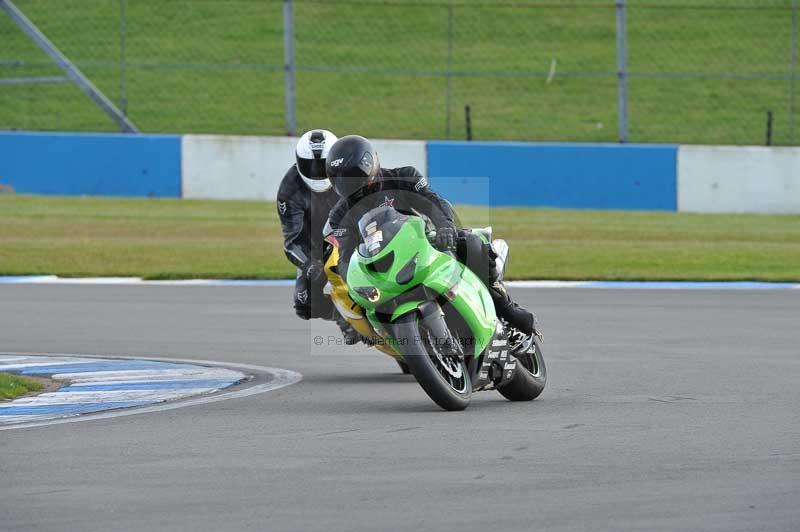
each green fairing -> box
[347,216,443,308]
[347,216,496,357]
[426,260,496,357]
[390,300,425,322]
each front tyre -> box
[396,359,411,374]
[392,313,471,411]
[497,335,547,401]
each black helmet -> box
[326,135,380,198]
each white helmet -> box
[295,129,338,192]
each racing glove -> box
[304,259,326,284]
[434,226,457,253]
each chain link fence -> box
[1,0,798,145]
[627,0,799,145]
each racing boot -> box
[334,312,361,345]
[489,280,535,336]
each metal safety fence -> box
[1,0,798,145]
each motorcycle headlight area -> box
[354,286,381,303]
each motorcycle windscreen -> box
[357,205,409,258]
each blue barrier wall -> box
[0,132,181,197]
[427,141,678,210]
[0,133,682,210]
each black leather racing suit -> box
[326,167,535,335]
[277,165,340,319]
[327,167,456,280]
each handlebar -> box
[427,229,458,259]
[426,229,437,245]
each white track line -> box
[10,389,220,404]
[0,357,98,371]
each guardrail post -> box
[790,0,798,144]
[445,1,454,139]
[616,0,629,143]
[119,0,128,116]
[283,0,297,136]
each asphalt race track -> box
[1,284,798,531]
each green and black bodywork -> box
[346,206,546,411]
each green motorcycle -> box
[346,205,547,411]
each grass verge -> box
[1,195,799,281]
[0,373,43,401]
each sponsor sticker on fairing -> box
[364,230,383,253]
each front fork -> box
[379,300,524,393]
[408,301,520,392]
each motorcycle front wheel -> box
[391,313,471,411]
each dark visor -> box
[297,157,327,180]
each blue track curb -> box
[0,354,247,426]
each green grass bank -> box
[1,195,798,281]
[0,373,43,401]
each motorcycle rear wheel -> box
[497,335,547,401]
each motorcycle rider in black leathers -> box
[277,129,357,342]
[324,135,536,337]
